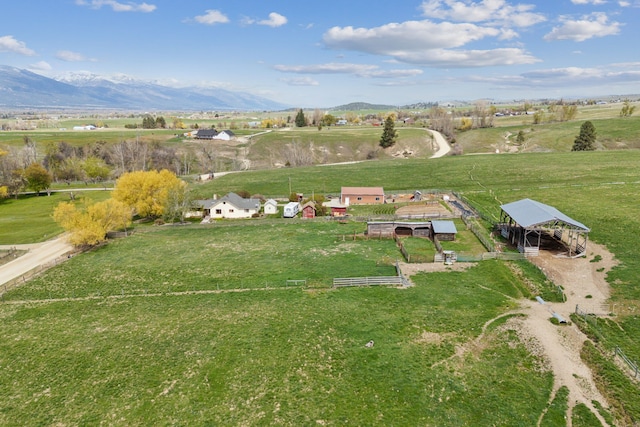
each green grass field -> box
[3,108,640,424]
[0,260,555,425]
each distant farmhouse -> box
[196,192,261,221]
[194,129,236,141]
[340,187,385,205]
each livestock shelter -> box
[367,221,431,238]
[499,198,589,257]
[431,220,457,241]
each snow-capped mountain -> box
[0,66,289,111]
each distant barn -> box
[499,198,589,257]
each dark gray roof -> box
[213,192,260,210]
[500,198,589,231]
[431,220,457,234]
[196,129,218,138]
[199,193,260,210]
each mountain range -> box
[0,65,289,111]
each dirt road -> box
[0,236,72,286]
[428,129,451,158]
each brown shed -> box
[302,201,316,219]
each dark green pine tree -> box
[379,116,397,148]
[572,121,596,151]
[295,109,307,127]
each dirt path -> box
[398,242,617,426]
[0,236,73,286]
[428,129,451,158]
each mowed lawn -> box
[0,260,551,425]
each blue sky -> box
[1,0,639,107]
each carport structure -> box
[499,199,590,257]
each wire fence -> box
[575,304,639,380]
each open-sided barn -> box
[499,198,589,257]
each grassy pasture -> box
[455,116,640,153]
[0,191,112,244]
[3,126,640,423]
[0,260,554,425]
[3,221,399,300]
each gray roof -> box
[201,192,260,210]
[500,199,589,231]
[431,220,457,234]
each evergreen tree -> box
[572,121,596,151]
[379,116,397,148]
[295,109,307,127]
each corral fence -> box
[575,305,639,380]
[393,234,432,263]
[333,261,411,288]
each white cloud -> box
[193,10,229,25]
[544,13,622,42]
[56,50,96,62]
[281,77,320,86]
[274,63,379,75]
[397,47,539,67]
[76,0,156,12]
[474,64,640,91]
[0,35,36,56]
[28,61,52,71]
[420,0,546,27]
[571,0,607,4]
[274,62,424,79]
[258,12,288,28]
[323,20,539,67]
[324,21,499,52]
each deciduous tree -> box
[53,198,132,247]
[24,163,52,195]
[112,169,185,218]
[620,99,636,117]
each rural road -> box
[0,236,72,287]
[428,129,451,158]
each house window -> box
[245,209,249,213]
[357,197,362,201]
[229,209,234,213]
[375,197,380,201]
[215,209,222,215]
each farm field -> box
[1,227,557,425]
[2,109,640,424]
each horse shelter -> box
[499,198,590,257]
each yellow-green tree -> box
[112,169,185,218]
[53,199,132,247]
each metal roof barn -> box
[499,199,589,257]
